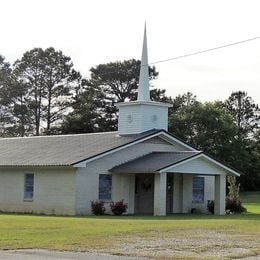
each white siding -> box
[118,103,169,135]
[165,156,228,175]
[0,167,76,215]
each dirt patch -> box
[97,229,260,259]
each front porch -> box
[110,151,238,216]
[112,172,226,216]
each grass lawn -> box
[0,192,259,259]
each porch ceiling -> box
[109,151,201,173]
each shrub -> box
[110,200,128,215]
[207,198,247,214]
[91,200,105,215]
[226,176,247,213]
[226,198,247,214]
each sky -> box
[1,0,260,104]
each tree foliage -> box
[13,47,81,135]
[62,59,170,133]
[0,55,15,136]
[171,92,198,113]
[169,101,237,161]
[169,92,260,190]
[225,91,260,137]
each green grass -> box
[241,191,260,214]
[0,191,259,259]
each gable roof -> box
[0,129,240,176]
[110,151,201,173]
[110,151,240,176]
[0,129,162,166]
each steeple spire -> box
[116,24,172,135]
[137,23,150,101]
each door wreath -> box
[141,178,152,191]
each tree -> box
[225,91,260,137]
[87,59,159,102]
[169,95,260,191]
[239,129,260,190]
[60,85,101,134]
[13,47,81,135]
[0,55,14,135]
[171,92,198,113]
[0,55,11,89]
[87,59,161,130]
[169,101,238,162]
[0,56,31,137]
[62,59,169,133]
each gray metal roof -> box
[110,151,201,173]
[0,130,159,166]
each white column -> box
[214,175,226,215]
[154,172,167,216]
[112,174,129,202]
[128,174,135,214]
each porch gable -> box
[160,154,240,176]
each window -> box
[192,176,204,203]
[99,174,112,200]
[24,174,34,200]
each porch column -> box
[154,172,167,216]
[173,174,182,213]
[128,174,135,214]
[214,174,226,215]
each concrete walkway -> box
[0,249,145,260]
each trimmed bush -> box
[110,200,128,215]
[91,200,105,215]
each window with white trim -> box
[192,176,204,203]
[24,173,34,200]
[99,174,112,200]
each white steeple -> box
[137,24,150,101]
[116,24,172,135]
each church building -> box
[0,27,240,216]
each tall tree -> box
[63,59,169,133]
[0,55,13,135]
[240,129,260,190]
[87,59,159,102]
[171,92,198,113]
[13,48,81,135]
[0,56,31,137]
[60,84,101,134]
[225,91,260,137]
[87,59,161,130]
[169,101,238,162]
